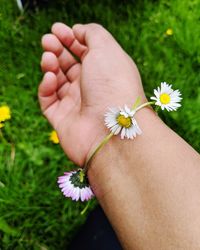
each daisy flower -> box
[0,105,11,123]
[165,28,173,36]
[150,82,182,111]
[104,105,142,139]
[49,130,59,144]
[58,169,94,202]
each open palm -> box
[38,23,145,166]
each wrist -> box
[87,107,161,197]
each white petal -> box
[80,188,87,202]
[120,111,129,118]
[121,127,126,139]
[64,187,73,198]
[126,128,130,139]
[73,188,79,201]
[154,89,160,98]
[124,105,130,113]
[71,188,78,200]
[150,96,158,101]
[114,125,122,135]
[128,127,135,139]
[132,119,142,135]
[135,125,142,135]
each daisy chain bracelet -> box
[58,82,182,205]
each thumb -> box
[72,23,116,49]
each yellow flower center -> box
[166,28,173,36]
[50,130,59,144]
[160,93,171,104]
[117,115,132,128]
[0,105,11,122]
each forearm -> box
[88,108,200,250]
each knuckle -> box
[87,23,111,43]
[89,23,104,33]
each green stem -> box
[9,143,16,168]
[80,199,92,215]
[83,100,155,174]
[0,129,8,144]
[83,132,114,173]
[135,101,155,112]
[131,96,141,110]
[0,129,15,167]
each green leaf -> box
[0,218,18,236]
[0,181,5,188]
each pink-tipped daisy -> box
[58,169,94,202]
[150,82,182,111]
[104,105,142,139]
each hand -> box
[38,23,145,166]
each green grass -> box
[0,0,200,249]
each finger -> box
[57,82,70,100]
[72,23,116,49]
[40,51,68,87]
[41,34,78,74]
[66,63,81,82]
[38,72,58,112]
[51,22,87,59]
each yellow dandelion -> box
[0,123,4,128]
[49,130,59,144]
[0,105,11,122]
[165,28,173,36]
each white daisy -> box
[58,170,94,202]
[150,82,182,111]
[104,105,142,139]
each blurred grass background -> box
[0,0,199,249]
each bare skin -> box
[39,23,200,249]
[39,22,145,166]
